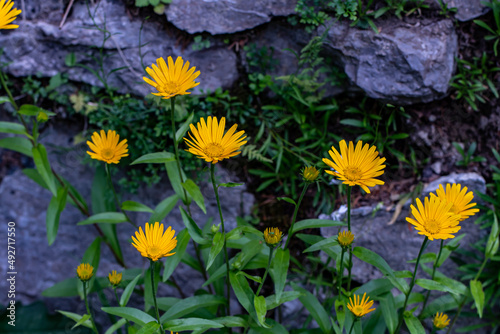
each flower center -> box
[344,166,362,181]
[158,81,180,95]
[148,246,161,258]
[425,219,441,234]
[101,148,115,160]
[205,143,224,158]
[353,306,364,315]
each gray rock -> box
[320,18,458,105]
[165,0,298,34]
[0,0,238,96]
[320,173,486,284]
[442,0,491,21]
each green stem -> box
[284,183,309,250]
[113,288,127,334]
[256,247,275,296]
[0,71,18,110]
[83,281,98,334]
[348,318,357,334]
[150,261,164,332]
[431,327,437,334]
[346,186,353,291]
[420,240,444,316]
[396,237,428,334]
[210,163,231,317]
[105,163,136,228]
[337,247,346,300]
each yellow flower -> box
[347,292,375,317]
[0,0,22,30]
[323,140,386,193]
[430,183,479,221]
[76,263,94,282]
[86,130,129,164]
[337,230,354,247]
[143,56,200,99]
[406,196,462,241]
[108,270,122,286]
[264,227,282,246]
[184,116,247,164]
[302,166,320,182]
[433,312,450,329]
[132,222,177,262]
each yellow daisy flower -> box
[108,270,122,286]
[323,140,386,193]
[184,116,247,164]
[143,56,200,99]
[86,130,129,164]
[406,196,462,241]
[347,292,376,317]
[433,312,450,329]
[0,0,22,30]
[430,183,479,221]
[76,263,94,282]
[337,230,354,247]
[264,227,282,247]
[302,166,320,182]
[131,222,177,262]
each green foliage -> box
[450,52,500,111]
[134,0,171,15]
[435,0,458,17]
[452,142,486,167]
[474,0,500,56]
[192,35,211,51]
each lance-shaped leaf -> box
[292,283,332,334]
[470,279,485,318]
[160,295,226,323]
[404,313,425,334]
[254,295,271,328]
[121,200,154,213]
[77,212,127,225]
[207,232,225,270]
[32,144,57,195]
[0,137,33,157]
[0,121,26,135]
[180,207,208,244]
[57,311,92,329]
[290,219,345,234]
[163,318,224,331]
[131,152,175,165]
[120,273,142,307]
[163,229,190,282]
[46,185,68,245]
[182,178,206,214]
[272,248,289,304]
[101,307,156,326]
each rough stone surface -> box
[321,18,458,105]
[320,173,487,284]
[443,0,491,21]
[165,0,297,34]
[0,0,238,96]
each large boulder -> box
[442,0,491,21]
[320,17,458,105]
[165,0,298,34]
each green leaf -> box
[120,273,142,307]
[131,152,175,165]
[43,277,79,297]
[121,200,154,213]
[291,219,345,234]
[32,144,57,196]
[165,160,190,204]
[219,182,244,188]
[470,279,485,318]
[46,186,68,245]
[292,283,332,333]
[0,121,26,135]
[80,237,101,295]
[303,235,339,253]
[160,295,226,323]
[437,234,466,267]
[340,119,365,127]
[404,313,425,334]
[207,232,225,270]
[273,248,289,304]
[226,225,263,240]
[0,137,33,157]
[0,96,10,104]
[104,318,127,334]
[265,291,303,310]
[135,0,149,6]
[353,246,409,294]
[137,321,160,334]
[163,229,190,282]
[277,197,297,206]
[101,307,156,326]
[211,316,247,328]
[65,52,76,67]
[486,213,499,258]
[237,271,262,283]
[149,194,179,223]
[182,178,206,214]
[420,294,460,319]
[180,207,208,244]
[230,271,259,322]
[175,112,194,143]
[163,318,224,331]
[18,104,41,116]
[77,212,127,225]
[415,278,467,296]
[380,293,397,334]
[71,314,91,329]
[254,295,271,328]
[57,311,92,329]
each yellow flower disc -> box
[302,166,320,182]
[347,292,375,317]
[264,227,282,246]
[184,116,247,164]
[337,230,354,247]
[143,56,200,99]
[77,263,94,282]
[0,0,22,30]
[323,140,386,193]
[108,270,122,286]
[430,183,479,221]
[406,196,462,241]
[433,312,450,329]
[86,130,129,164]
[131,222,177,262]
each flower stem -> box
[284,183,309,250]
[348,318,357,334]
[83,281,98,333]
[396,236,428,334]
[105,163,136,228]
[346,186,353,291]
[210,163,231,317]
[0,71,18,110]
[113,288,127,334]
[420,239,444,317]
[256,247,275,296]
[337,247,346,300]
[150,260,164,332]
